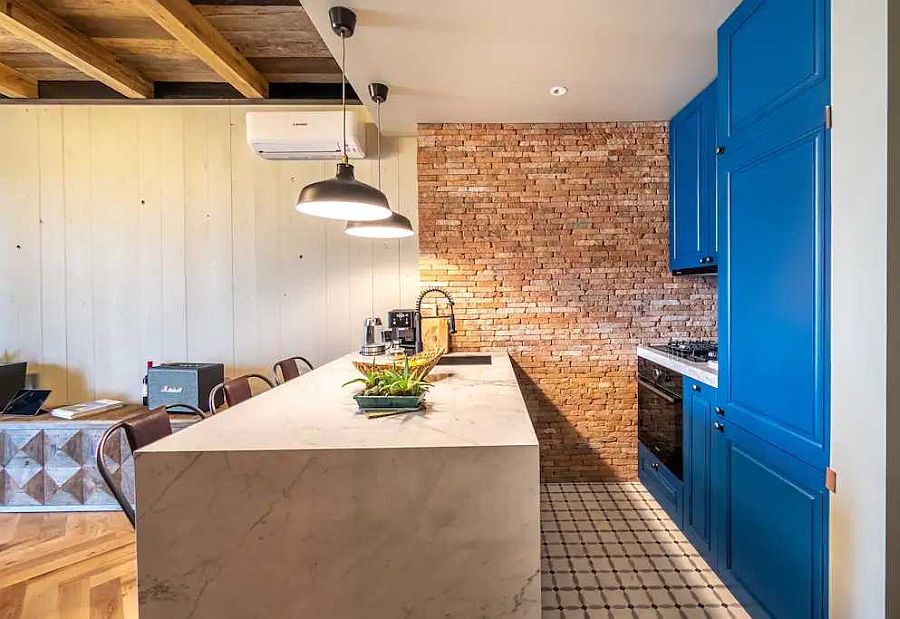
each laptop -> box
[2,389,51,416]
[0,362,27,409]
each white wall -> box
[0,105,419,406]
[830,0,891,616]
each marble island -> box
[135,352,540,618]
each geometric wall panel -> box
[0,408,197,511]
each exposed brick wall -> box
[417,122,717,481]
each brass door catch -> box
[826,467,837,493]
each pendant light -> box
[296,7,391,222]
[344,83,415,239]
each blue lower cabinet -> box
[682,379,715,563]
[711,421,828,619]
[638,442,682,526]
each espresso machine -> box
[386,310,420,354]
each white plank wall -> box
[0,105,419,405]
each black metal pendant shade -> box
[345,211,414,238]
[296,162,391,221]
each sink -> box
[436,355,492,366]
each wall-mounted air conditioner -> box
[245,111,366,160]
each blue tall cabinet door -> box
[670,81,717,272]
[717,0,830,469]
[711,422,828,619]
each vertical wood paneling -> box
[277,161,328,367]
[90,108,142,400]
[0,106,418,402]
[61,108,95,402]
[36,108,68,406]
[0,108,41,371]
[158,110,187,362]
[183,108,235,373]
[137,108,166,369]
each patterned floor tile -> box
[541,482,747,618]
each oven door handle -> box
[637,378,681,404]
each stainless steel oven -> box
[637,357,683,480]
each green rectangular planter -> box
[353,395,424,410]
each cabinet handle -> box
[691,384,700,392]
[715,406,725,417]
[713,421,725,432]
[715,146,725,155]
[651,462,660,471]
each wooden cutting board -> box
[420,317,450,352]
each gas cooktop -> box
[651,340,717,364]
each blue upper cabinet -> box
[716,0,830,469]
[718,0,828,152]
[670,80,717,274]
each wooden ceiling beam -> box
[0,0,152,98]
[0,59,36,97]
[133,0,269,98]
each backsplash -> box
[417,122,716,481]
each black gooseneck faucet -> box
[415,287,457,353]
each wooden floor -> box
[0,512,136,619]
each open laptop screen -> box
[2,389,51,416]
[0,363,26,409]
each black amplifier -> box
[148,363,224,413]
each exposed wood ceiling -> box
[0,0,352,101]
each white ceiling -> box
[301,0,741,136]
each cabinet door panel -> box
[712,422,827,619]
[719,125,828,467]
[683,379,714,559]
[670,102,704,270]
[719,0,828,149]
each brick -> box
[417,122,716,482]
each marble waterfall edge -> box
[135,353,541,618]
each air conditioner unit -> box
[245,111,366,160]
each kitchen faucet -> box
[415,287,457,352]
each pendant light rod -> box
[341,34,347,162]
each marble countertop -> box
[140,352,538,453]
[637,345,718,387]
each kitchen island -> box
[135,352,540,618]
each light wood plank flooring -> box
[0,513,136,619]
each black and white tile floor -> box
[541,482,749,618]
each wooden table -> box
[0,404,199,512]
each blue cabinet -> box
[711,421,828,619]
[638,442,683,526]
[682,378,715,561]
[711,0,830,616]
[669,80,717,274]
[716,0,830,469]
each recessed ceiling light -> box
[549,86,568,97]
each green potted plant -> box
[343,358,431,410]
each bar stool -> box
[272,356,314,384]
[96,404,206,527]
[208,373,275,414]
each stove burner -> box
[652,340,717,363]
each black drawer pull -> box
[715,406,725,416]
[691,384,700,392]
[713,421,725,432]
[651,462,660,471]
